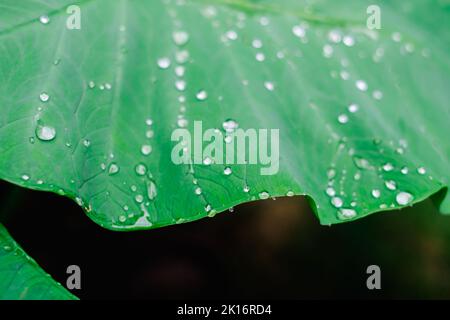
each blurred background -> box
[1,180,449,299]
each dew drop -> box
[255,52,265,62]
[286,191,294,197]
[83,139,91,147]
[259,191,270,200]
[264,81,275,91]
[223,167,232,176]
[135,194,144,203]
[195,187,202,195]
[196,90,208,101]
[396,192,413,206]
[417,167,426,175]
[348,103,359,113]
[108,163,119,175]
[222,119,239,133]
[338,114,349,124]
[338,208,357,220]
[343,35,355,47]
[135,164,147,176]
[292,25,306,38]
[39,92,50,102]
[323,44,333,58]
[157,57,171,69]
[328,30,342,43]
[21,174,30,181]
[356,80,368,91]
[39,15,50,24]
[371,189,381,198]
[35,124,56,141]
[141,145,152,156]
[172,31,189,46]
[243,185,250,193]
[326,187,336,197]
[401,167,409,174]
[225,30,238,40]
[146,180,157,200]
[382,163,394,172]
[385,180,397,190]
[203,156,212,165]
[331,196,343,208]
[252,39,263,49]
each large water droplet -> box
[157,57,171,69]
[259,191,270,200]
[396,192,413,206]
[222,119,239,133]
[172,31,189,46]
[108,163,120,175]
[35,124,56,141]
[331,196,343,208]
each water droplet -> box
[338,208,356,219]
[382,163,394,172]
[21,174,30,181]
[157,57,171,69]
[338,114,349,124]
[417,167,426,175]
[39,15,50,24]
[264,81,275,91]
[226,30,238,40]
[172,31,189,46]
[243,185,250,193]
[39,92,50,102]
[203,157,212,165]
[176,50,189,64]
[292,25,306,38]
[343,35,355,47]
[356,80,368,91]
[195,187,202,195]
[259,191,270,200]
[401,166,409,174]
[327,168,336,179]
[385,180,397,190]
[147,180,157,200]
[286,191,294,197]
[392,32,402,42]
[326,187,336,197]
[145,118,153,126]
[119,215,127,223]
[108,163,119,175]
[252,39,263,48]
[177,118,188,128]
[373,90,383,100]
[35,124,56,141]
[146,130,154,138]
[323,44,333,58]
[222,119,239,133]
[371,189,381,198]
[256,52,265,62]
[331,196,343,208]
[348,103,359,113]
[175,80,186,91]
[135,164,147,176]
[224,167,232,175]
[196,90,208,101]
[175,66,185,77]
[328,30,342,43]
[141,145,152,156]
[135,194,144,203]
[83,139,91,147]
[396,192,413,206]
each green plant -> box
[0,0,449,299]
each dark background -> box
[1,180,449,299]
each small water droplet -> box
[264,81,275,91]
[172,31,189,46]
[39,92,50,102]
[39,15,50,24]
[135,194,144,203]
[328,30,342,43]
[343,35,355,47]
[286,191,294,197]
[83,139,91,147]
[135,164,147,176]
[338,208,356,220]
[259,191,270,200]
[21,174,30,181]
[224,167,232,176]
[225,30,238,40]
[382,163,394,172]
[331,196,343,208]
[356,80,368,91]
[141,145,152,156]
[108,163,120,175]
[203,157,212,165]
[385,180,397,190]
[292,25,306,38]
[243,185,250,193]
[396,192,413,206]
[327,168,336,179]
[157,57,171,69]
[222,119,239,133]
[323,44,333,58]
[326,187,336,197]
[348,104,359,113]
[35,124,56,141]
[195,187,202,195]
[338,114,349,124]
[417,167,426,175]
[196,90,208,101]
[119,215,127,223]
[256,52,265,62]
[147,180,157,200]
[371,189,381,198]
[252,39,263,48]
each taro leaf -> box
[0,0,449,230]
[0,224,76,300]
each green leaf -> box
[0,0,449,230]
[0,224,77,300]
